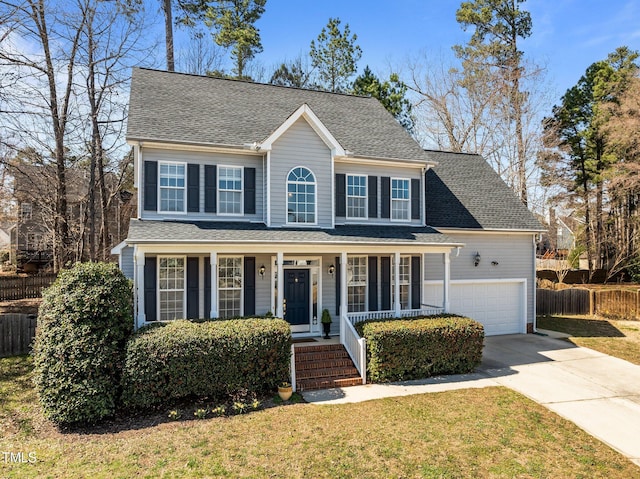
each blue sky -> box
[194,0,640,97]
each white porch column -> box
[135,250,145,329]
[276,252,284,318]
[394,252,401,316]
[210,252,218,318]
[340,252,348,343]
[443,251,451,313]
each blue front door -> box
[284,269,310,327]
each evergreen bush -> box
[32,262,133,425]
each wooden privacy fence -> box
[0,314,37,357]
[537,288,640,319]
[0,274,56,301]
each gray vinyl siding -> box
[334,163,424,225]
[120,245,135,279]
[269,118,332,228]
[140,148,263,221]
[254,254,272,316]
[424,233,536,324]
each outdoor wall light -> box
[491,261,499,266]
[474,252,481,267]
[328,264,335,277]
[258,264,266,278]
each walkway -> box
[303,333,640,466]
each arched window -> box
[287,167,316,224]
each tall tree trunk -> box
[86,6,97,261]
[162,0,175,71]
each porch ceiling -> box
[126,219,463,248]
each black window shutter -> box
[335,256,341,315]
[368,176,378,218]
[204,257,211,318]
[381,256,391,310]
[244,168,256,215]
[411,178,420,220]
[244,257,256,316]
[381,176,390,219]
[368,256,378,311]
[335,174,346,217]
[411,256,421,309]
[187,164,200,212]
[187,257,199,319]
[144,161,158,211]
[204,165,217,213]
[144,256,157,321]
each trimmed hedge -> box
[32,262,133,425]
[121,318,291,410]
[355,314,484,382]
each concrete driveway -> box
[481,333,640,467]
[304,333,640,466]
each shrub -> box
[32,262,133,425]
[355,314,484,382]
[121,318,291,410]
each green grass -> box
[538,315,640,365]
[1,356,639,477]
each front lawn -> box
[538,315,640,365]
[1,356,638,478]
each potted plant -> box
[321,309,332,339]
[278,382,293,401]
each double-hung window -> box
[20,202,32,220]
[347,175,367,219]
[218,166,243,215]
[159,163,186,212]
[391,178,410,221]
[158,257,185,320]
[392,256,410,310]
[219,256,242,318]
[347,256,367,312]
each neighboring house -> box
[9,163,135,271]
[536,208,576,259]
[0,225,10,251]
[113,68,542,351]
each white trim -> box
[285,166,318,226]
[390,177,411,223]
[330,152,335,229]
[443,252,450,313]
[335,155,436,168]
[110,240,128,256]
[156,255,187,321]
[136,144,142,218]
[135,247,145,329]
[436,228,546,235]
[266,150,271,227]
[216,164,244,216]
[127,139,263,156]
[260,104,346,156]
[158,161,187,214]
[210,252,218,318]
[345,174,368,220]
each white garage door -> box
[424,280,525,336]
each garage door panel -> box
[424,280,524,336]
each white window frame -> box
[218,256,243,318]
[20,202,32,220]
[157,255,187,321]
[286,166,317,225]
[347,255,368,313]
[346,174,367,219]
[391,177,411,222]
[392,255,411,310]
[158,161,187,214]
[217,165,244,216]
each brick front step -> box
[297,376,363,391]
[293,344,362,391]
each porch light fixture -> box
[328,264,335,277]
[258,264,266,278]
[474,252,481,267]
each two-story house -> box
[114,68,542,350]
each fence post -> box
[589,290,595,316]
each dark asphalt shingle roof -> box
[126,220,463,246]
[127,68,430,162]
[424,151,543,231]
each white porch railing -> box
[346,306,444,325]
[340,314,366,385]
